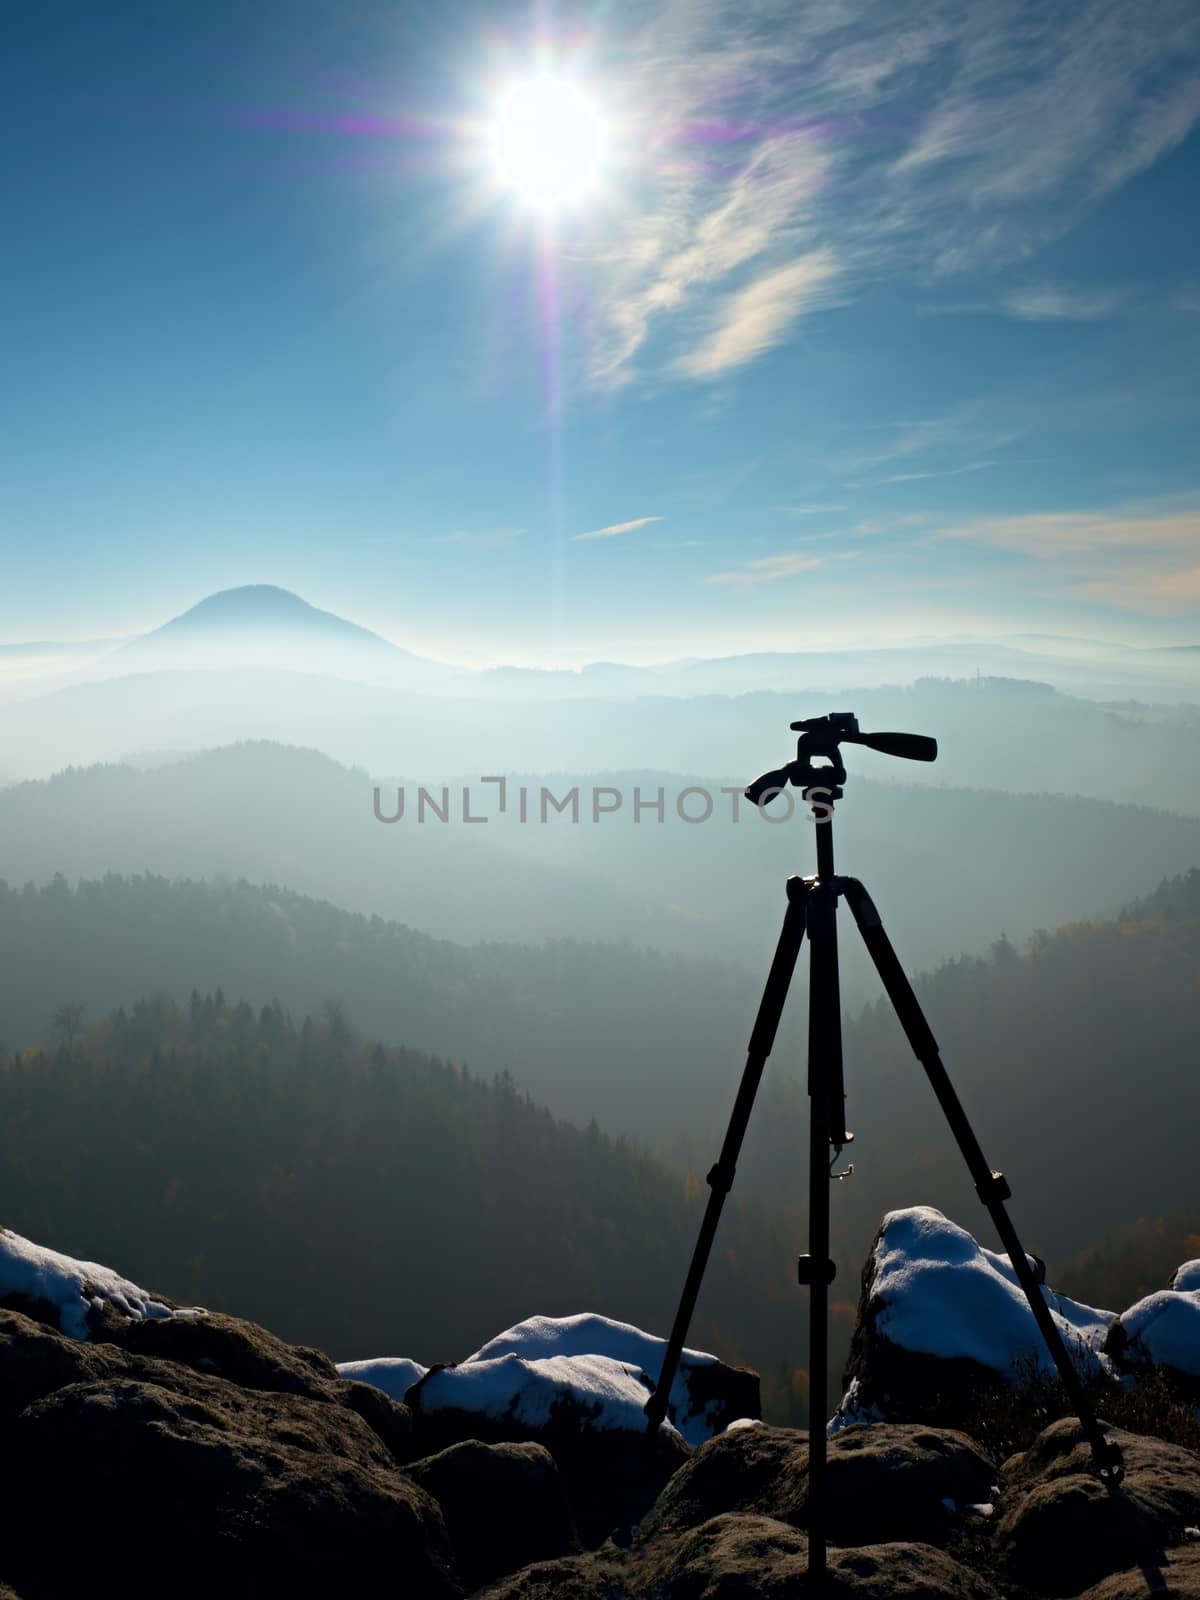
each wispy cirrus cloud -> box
[1001,284,1125,321]
[944,501,1200,612]
[673,250,841,379]
[427,528,526,547]
[855,459,1009,487]
[1076,566,1200,608]
[945,506,1200,557]
[582,1,1200,386]
[704,550,844,586]
[923,283,1125,321]
[571,515,662,542]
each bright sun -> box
[490,75,607,213]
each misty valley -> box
[2,585,1199,1432]
[7,10,1200,1586]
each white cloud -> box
[838,418,949,470]
[674,251,840,379]
[922,284,1125,321]
[944,507,1200,558]
[1000,284,1125,322]
[943,502,1200,613]
[704,551,830,586]
[863,460,1006,486]
[571,515,663,542]
[580,0,1199,385]
[427,528,527,547]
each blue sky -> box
[3,1,1198,665]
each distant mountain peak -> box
[113,585,419,666]
[151,585,392,646]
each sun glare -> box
[490,74,607,213]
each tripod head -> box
[745,712,937,808]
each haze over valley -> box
[1,579,1198,1408]
[4,4,1200,1531]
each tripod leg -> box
[645,876,810,1437]
[801,873,846,1588]
[840,877,1124,1482]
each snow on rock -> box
[828,1375,885,1434]
[0,1224,202,1340]
[871,1205,1111,1376]
[465,1312,757,1446]
[1106,1266,1200,1380]
[834,1206,1113,1431]
[336,1357,428,1401]
[415,1350,679,1437]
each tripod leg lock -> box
[1094,1437,1125,1483]
[797,1255,837,1286]
[707,1161,735,1194]
[976,1169,1012,1204]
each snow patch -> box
[465,1312,725,1446]
[1171,1261,1200,1293]
[870,1206,1112,1381]
[828,1375,885,1434]
[1116,1283,1200,1377]
[336,1356,428,1401]
[416,1351,682,1438]
[0,1225,203,1340]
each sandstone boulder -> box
[802,1423,998,1548]
[465,1314,759,1445]
[635,1423,809,1541]
[92,1302,339,1397]
[7,1376,458,1599]
[997,1416,1200,1596]
[407,1438,580,1589]
[1076,1542,1200,1597]
[407,1353,690,1544]
[1104,1263,1200,1395]
[0,1222,198,1341]
[836,1207,1111,1436]
[632,1514,996,1598]
[475,1551,631,1599]
[637,1420,996,1552]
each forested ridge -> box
[0,993,809,1422]
[4,738,1199,1001]
[0,870,759,1140]
[3,868,1197,1421]
[742,867,1200,1271]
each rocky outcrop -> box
[406,1439,580,1590]
[474,1551,631,1598]
[8,1216,1200,1599]
[635,1420,999,1566]
[1077,1545,1200,1597]
[1104,1260,1200,1396]
[7,1374,457,1599]
[90,1300,341,1396]
[407,1354,691,1544]
[635,1423,810,1540]
[803,1423,999,1548]
[633,1516,996,1599]
[463,1313,760,1446]
[836,1206,1112,1434]
[996,1416,1200,1596]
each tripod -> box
[645,714,1123,1585]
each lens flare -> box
[490,75,606,212]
